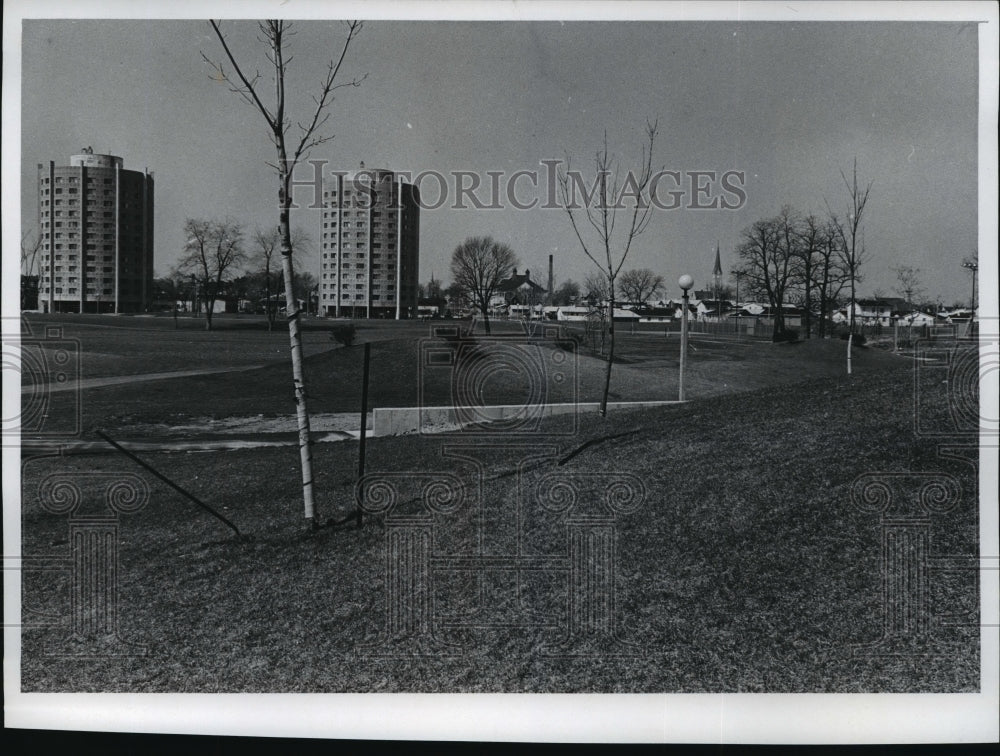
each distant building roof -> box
[856,297,907,309]
[498,268,547,294]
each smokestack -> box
[548,254,554,302]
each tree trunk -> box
[818,288,828,338]
[601,294,615,416]
[481,303,491,335]
[849,274,856,335]
[279,186,316,525]
[803,263,812,338]
[772,298,784,338]
[265,261,274,332]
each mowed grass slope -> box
[23,312,902,433]
[19,353,979,692]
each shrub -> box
[330,322,357,347]
[838,330,867,346]
[772,328,799,343]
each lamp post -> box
[961,259,978,337]
[734,270,743,339]
[678,274,693,401]
[961,259,978,312]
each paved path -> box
[21,431,358,455]
[21,364,266,395]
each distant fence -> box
[626,317,774,340]
[866,321,976,345]
[557,316,978,345]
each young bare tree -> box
[828,158,873,372]
[177,218,248,330]
[203,20,364,525]
[618,268,665,306]
[252,225,312,330]
[558,121,660,416]
[449,236,518,335]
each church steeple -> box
[712,242,723,278]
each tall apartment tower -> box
[318,165,420,318]
[36,148,154,313]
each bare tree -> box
[828,158,873,371]
[812,221,850,338]
[792,214,825,338]
[177,218,248,330]
[558,120,660,416]
[449,236,518,335]
[551,279,581,306]
[20,230,44,311]
[583,271,611,303]
[421,277,444,301]
[252,225,312,330]
[204,19,364,525]
[21,229,43,277]
[892,265,924,311]
[734,207,799,339]
[618,268,665,306]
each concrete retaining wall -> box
[372,400,684,437]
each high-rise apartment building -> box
[36,148,154,313]
[318,165,419,318]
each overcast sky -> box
[13,11,988,305]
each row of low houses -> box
[482,296,976,328]
[414,266,977,328]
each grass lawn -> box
[18,332,980,692]
[22,313,903,434]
